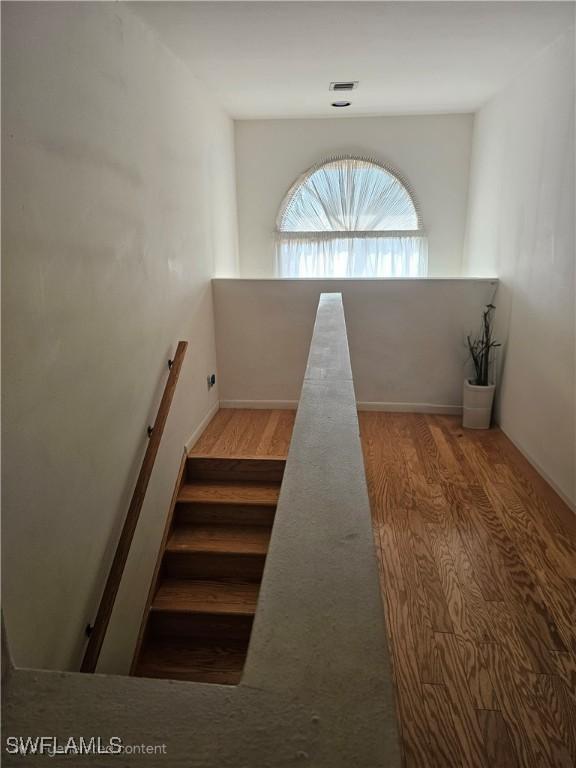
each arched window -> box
[276,156,428,278]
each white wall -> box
[464,29,575,506]
[2,2,238,672]
[235,115,473,278]
[213,278,497,410]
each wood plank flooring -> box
[190,409,576,767]
[189,408,294,459]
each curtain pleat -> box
[277,235,428,278]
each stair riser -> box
[186,458,285,484]
[148,611,254,642]
[163,551,266,582]
[175,502,275,527]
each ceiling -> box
[134,2,574,119]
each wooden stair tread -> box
[178,481,280,506]
[135,638,247,685]
[151,579,259,616]
[187,452,287,462]
[167,524,270,555]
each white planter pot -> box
[462,380,495,430]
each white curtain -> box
[277,156,428,278]
[277,234,428,278]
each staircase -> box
[131,455,285,685]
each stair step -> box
[175,502,276,527]
[186,456,286,483]
[134,638,248,685]
[151,579,259,616]
[167,524,270,556]
[163,524,270,581]
[177,481,280,506]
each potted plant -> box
[463,303,501,429]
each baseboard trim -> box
[357,401,462,415]
[184,401,220,453]
[219,399,462,415]
[220,400,299,410]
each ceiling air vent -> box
[329,81,358,91]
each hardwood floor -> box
[188,409,576,767]
[189,408,295,459]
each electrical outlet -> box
[207,373,216,390]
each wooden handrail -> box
[81,341,188,673]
